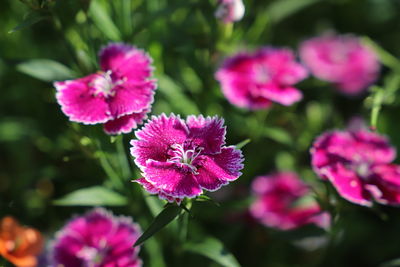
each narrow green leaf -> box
[16,59,75,81]
[362,37,400,71]
[53,186,127,206]
[235,139,251,149]
[134,205,182,247]
[89,0,121,41]
[9,11,48,33]
[184,237,240,267]
[263,127,292,145]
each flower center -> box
[168,143,204,174]
[254,64,270,84]
[355,162,370,178]
[91,70,124,97]
[77,239,108,266]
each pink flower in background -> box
[130,114,244,202]
[250,172,329,230]
[300,34,380,95]
[215,0,245,23]
[311,129,400,206]
[215,48,308,110]
[51,208,142,267]
[54,43,156,135]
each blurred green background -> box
[2,0,400,266]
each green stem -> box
[92,139,124,190]
[255,109,270,140]
[178,201,192,243]
[96,149,124,190]
[370,87,385,130]
[115,135,131,180]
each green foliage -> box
[53,186,128,206]
[16,59,75,81]
[184,237,241,267]
[3,0,400,266]
[8,10,49,33]
[88,0,122,41]
[134,205,182,247]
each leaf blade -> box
[53,186,127,206]
[89,0,122,41]
[184,236,241,267]
[134,205,182,247]
[235,139,251,149]
[9,11,48,33]
[16,59,75,81]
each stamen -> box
[91,70,124,97]
[168,143,204,174]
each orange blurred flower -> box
[0,216,43,267]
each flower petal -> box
[104,110,148,135]
[130,114,189,168]
[352,130,396,164]
[256,48,308,85]
[259,84,303,106]
[134,178,182,203]
[196,146,243,191]
[299,34,379,95]
[108,80,156,118]
[216,48,306,109]
[143,160,202,198]
[99,43,153,82]
[368,164,400,205]
[55,76,112,124]
[135,177,160,194]
[311,130,395,179]
[186,115,226,154]
[323,163,372,206]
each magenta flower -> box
[300,34,380,95]
[215,0,245,24]
[311,129,400,206]
[130,114,244,202]
[51,208,142,267]
[250,172,330,230]
[54,43,156,135]
[215,48,308,110]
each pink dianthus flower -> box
[215,48,308,110]
[130,114,244,203]
[311,129,400,206]
[54,43,156,135]
[51,208,142,267]
[215,0,245,24]
[250,172,330,230]
[299,34,380,95]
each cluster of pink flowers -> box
[48,16,388,262]
[54,43,156,135]
[215,34,380,109]
[130,114,244,203]
[50,208,142,267]
[311,129,400,206]
[300,34,380,95]
[250,172,330,230]
[215,48,308,110]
